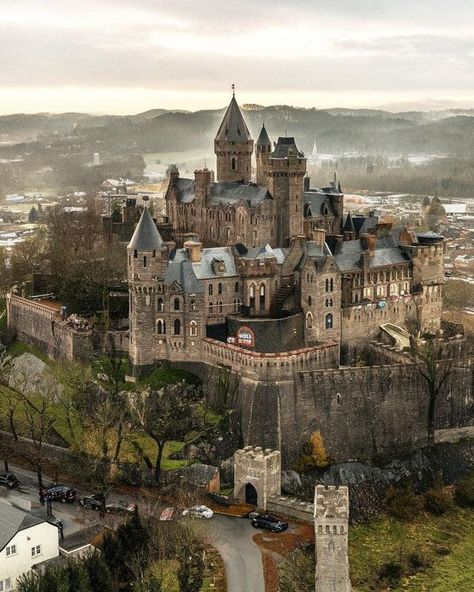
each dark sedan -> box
[251,513,288,533]
[78,493,105,511]
[41,485,76,503]
[0,473,20,489]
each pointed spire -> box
[256,123,271,147]
[128,207,163,251]
[343,211,355,232]
[215,93,252,142]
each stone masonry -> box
[233,446,281,510]
[314,485,351,592]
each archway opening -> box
[245,483,258,505]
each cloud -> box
[0,0,473,112]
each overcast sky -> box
[1,0,473,114]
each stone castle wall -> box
[234,359,473,466]
[7,294,93,361]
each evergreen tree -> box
[84,550,114,592]
[177,548,204,592]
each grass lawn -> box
[350,507,474,591]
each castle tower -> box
[314,485,352,592]
[256,123,271,186]
[266,137,306,247]
[214,91,253,183]
[127,207,167,368]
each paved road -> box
[1,463,266,591]
[209,514,265,592]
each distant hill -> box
[1,105,474,157]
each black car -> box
[251,513,288,533]
[0,473,20,489]
[41,485,76,503]
[78,493,105,511]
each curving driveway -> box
[209,514,265,592]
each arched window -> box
[156,320,166,334]
[190,299,196,311]
[218,301,223,314]
[190,321,197,336]
[330,278,334,292]
[308,295,312,306]
[143,256,147,267]
[208,302,213,315]
[173,298,180,311]
[235,281,239,293]
[231,157,236,170]
[249,283,256,308]
[218,283,223,295]
[173,319,181,335]
[306,312,313,329]
[325,313,333,330]
[157,298,164,312]
[259,284,265,310]
[208,284,213,296]
[133,250,137,258]
[354,293,359,304]
[325,278,329,292]
[152,249,156,258]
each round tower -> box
[127,207,167,369]
[256,123,272,187]
[214,91,253,183]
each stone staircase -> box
[270,280,294,316]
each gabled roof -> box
[271,137,304,159]
[334,238,408,271]
[0,500,50,552]
[215,96,252,142]
[128,207,164,251]
[256,123,271,146]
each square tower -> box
[234,446,281,509]
[314,485,352,592]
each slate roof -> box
[165,246,239,292]
[271,137,304,159]
[0,501,49,551]
[334,238,409,272]
[128,207,164,251]
[215,96,252,142]
[256,123,271,146]
[172,179,271,207]
[237,243,288,264]
[304,192,336,218]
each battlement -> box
[235,445,280,462]
[314,484,349,519]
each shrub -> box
[424,487,453,515]
[407,551,432,573]
[385,485,423,521]
[295,431,331,473]
[377,562,403,587]
[434,545,451,556]
[455,474,474,508]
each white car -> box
[182,505,213,519]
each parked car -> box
[182,505,213,519]
[78,493,105,511]
[105,501,137,516]
[251,513,288,533]
[0,473,20,489]
[41,485,76,503]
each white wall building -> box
[0,501,59,590]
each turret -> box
[256,123,271,186]
[127,207,167,368]
[214,91,253,183]
[266,137,306,247]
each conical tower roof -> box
[256,123,271,146]
[128,207,163,251]
[215,95,252,142]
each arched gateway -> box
[233,446,281,510]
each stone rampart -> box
[7,293,93,361]
[202,338,339,381]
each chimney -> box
[194,168,212,203]
[303,176,310,191]
[360,232,376,255]
[311,228,326,250]
[184,240,202,263]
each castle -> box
[128,92,445,368]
